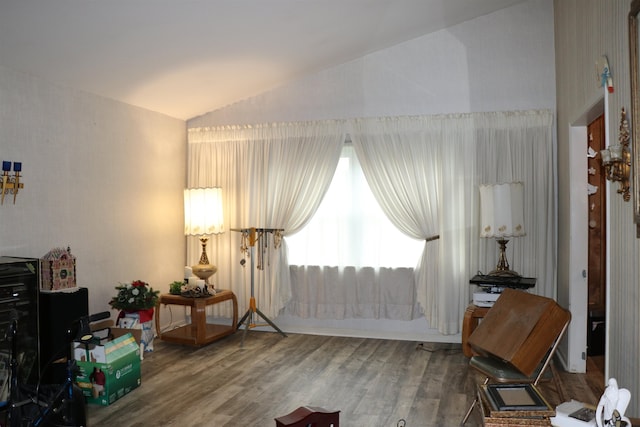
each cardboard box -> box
[74,331,141,406]
[90,326,142,350]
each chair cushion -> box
[470,355,551,383]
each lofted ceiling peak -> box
[0,0,528,120]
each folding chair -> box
[460,288,571,425]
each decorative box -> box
[41,246,77,290]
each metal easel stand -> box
[233,228,287,347]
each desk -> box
[156,290,238,346]
[462,304,490,357]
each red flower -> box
[131,280,146,287]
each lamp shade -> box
[479,182,525,238]
[184,187,224,236]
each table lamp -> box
[479,182,525,277]
[184,187,224,286]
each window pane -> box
[287,145,423,268]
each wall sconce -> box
[479,182,526,277]
[0,161,23,205]
[184,187,224,290]
[600,108,631,201]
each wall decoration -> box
[629,0,640,236]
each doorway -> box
[586,114,606,374]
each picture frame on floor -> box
[483,384,550,412]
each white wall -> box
[0,65,187,321]
[554,0,640,415]
[190,0,555,127]
[187,0,558,341]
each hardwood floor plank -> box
[85,331,603,427]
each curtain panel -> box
[346,110,555,334]
[187,121,345,319]
[287,266,420,320]
[187,109,555,335]
[348,115,475,333]
[473,110,556,299]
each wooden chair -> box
[460,288,571,425]
[275,406,340,427]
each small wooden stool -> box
[275,406,340,427]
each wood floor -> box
[86,331,606,427]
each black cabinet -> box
[0,258,90,391]
[39,287,88,384]
[0,256,40,404]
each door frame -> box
[564,95,608,373]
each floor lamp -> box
[232,227,287,346]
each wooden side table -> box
[461,304,490,357]
[156,290,238,346]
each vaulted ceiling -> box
[1,0,528,120]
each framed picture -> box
[483,384,550,411]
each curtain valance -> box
[188,120,349,143]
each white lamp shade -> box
[479,182,525,238]
[184,187,225,236]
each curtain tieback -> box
[425,235,440,242]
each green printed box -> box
[74,332,141,406]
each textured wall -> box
[0,65,187,318]
[189,0,556,127]
[554,0,640,415]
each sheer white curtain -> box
[285,145,425,321]
[349,115,477,334]
[347,110,554,334]
[186,110,555,334]
[187,121,345,319]
[286,145,425,267]
[473,110,556,298]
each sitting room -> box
[1,0,639,425]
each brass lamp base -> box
[488,238,521,277]
[191,235,217,285]
[192,263,217,284]
[488,268,520,277]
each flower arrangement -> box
[109,280,159,311]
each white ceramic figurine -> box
[595,378,631,427]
